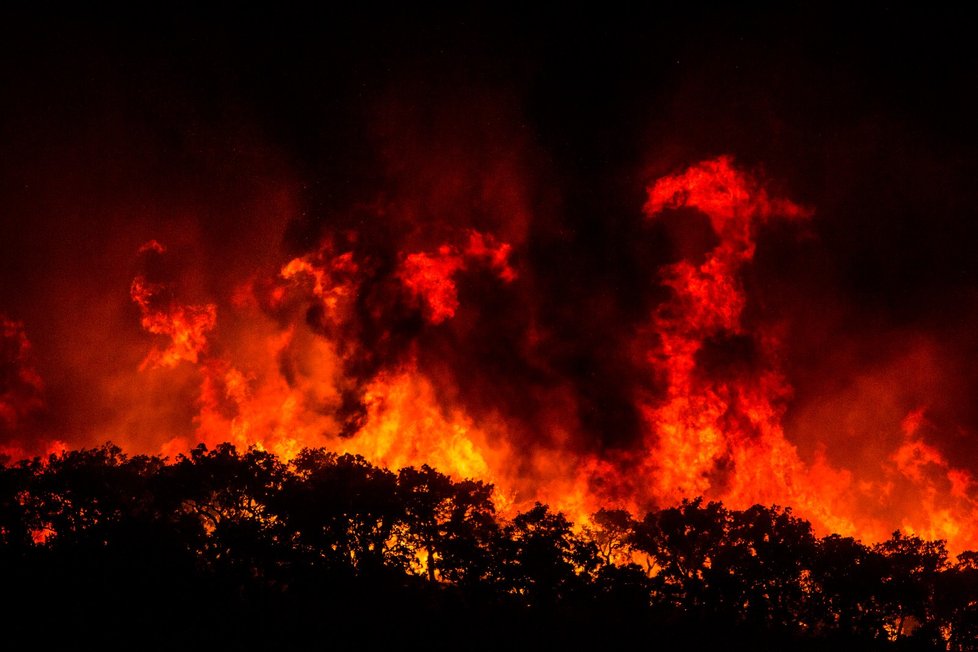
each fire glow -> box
[2,157,977,553]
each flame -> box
[398,231,516,324]
[631,157,978,551]
[111,159,978,552]
[7,156,978,554]
[130,275,217,370]
[639,156,813,507]
[355,367,499,481]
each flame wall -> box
[3,8,978,551]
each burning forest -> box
[3,6,978,649]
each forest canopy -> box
[2,443,976,651]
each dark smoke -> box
[2,6,978,481]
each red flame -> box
[399,231,516,324]
[130,275,217,370]
[7,156,978,554]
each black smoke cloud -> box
[3,6,978,472]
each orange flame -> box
[130,274,217,369]
[633,157,978,551]
[10,157,978,555]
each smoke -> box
[0,316,44,435]
[4,8,978,549]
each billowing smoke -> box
[0,316,45,445]
[3,8,978,551]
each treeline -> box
[1,444,976,650]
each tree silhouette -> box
[872,530,948,644]
[500,503,595,608]
[163,443,290,595]
[586,507,637,567]
[0,457,39,550]
[721,504,818,632]
[940,551,978,651]
[280,449,402,578]
[396,465,499,586]
[631,497,729,616]
[809,533,886,641]
[3,442,978,650]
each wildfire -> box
[640,156,814,509]
[0,315,44,432]
[130,261,217,371]
[398,231,516,324]
[4,157,978,554]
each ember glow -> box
[4,9,978,555]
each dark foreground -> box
[2,444,975,650]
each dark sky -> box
[3,5,978,467]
